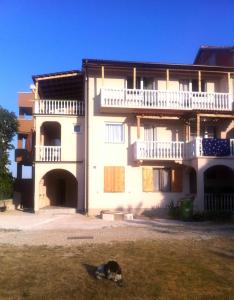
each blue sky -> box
[0,0,234,176]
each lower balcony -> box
[133,138,234,161]
[36,146,61,162]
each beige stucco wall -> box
[34,114,85,211]
[87,76,190,215]
[35,115,85,161]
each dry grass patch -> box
[0,238,233,299]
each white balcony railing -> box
[36,146,61,161]
[35,100,84,115]
[134,140,185,160]
[101,88,232,111]
[134,138,234,160]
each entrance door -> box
[56,179,66,206]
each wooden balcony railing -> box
[35,100,84,115]
[101,88,232,111]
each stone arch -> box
[39,168,78,209]
[204,165,234,211]
[204,165,234,194]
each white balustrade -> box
[134,138,234,161]
[101,88,231,111]
[35,100,84,115]
[134,140,185,160]
[37,146,61,161]
[204,193,234,211]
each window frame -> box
[105,122,125,144]
[74,124,81,134]
[153,168,171,192]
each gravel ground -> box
[0,210,233,246]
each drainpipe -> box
[84,61,89,215]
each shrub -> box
[168,201,180,219]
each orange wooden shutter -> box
[171,167,183,192]
[142,168,153,192]
[104,166,125,192]
[113,167,125,192]
[104,166,114,192]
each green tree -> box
[0,106,18,199]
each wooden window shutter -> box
[142,168,153,192]
[104,166,113,192]
[104,166,125,192]
[113,167,125,192]
[171,167,183,192]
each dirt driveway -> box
[0,210,233,246]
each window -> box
[74,124,81,133]
[126,77,141,89]
[143,77,155,90]
[142,167,182,192]
[104,166,125,192]
[153,168,171,192]
[179,80,191,91]
[144,126,157,141]
[192,79,206,92]
[105,123,124,143]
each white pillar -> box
[34,166,40,212]
[195,168,204,211]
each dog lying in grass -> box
[95,260,123,286]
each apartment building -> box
[194,45,234,67]
[15,48,234,214]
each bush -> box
[168,201,180,219]
[0,173,14,200]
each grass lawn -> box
[0,238,233,300]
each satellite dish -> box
[30,84,35,90]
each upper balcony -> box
[34,100,84,116]
[101,88,232,113]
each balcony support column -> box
[102,66,105,86]
[196,114,200,137]
[137,116,141,139]
[166,69,170,90]
[198,71,201,92]
[133,67,136,89]
[227,72,231,92]
[184,123,188,142]
[195,168,205,211]
[35,81,39,100]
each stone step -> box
[101,210,134,221]
[39,207,77,215]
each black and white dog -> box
[95,260,123,286]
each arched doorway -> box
[39,169,78,209]
[40,121,61,146]
[204,165,234,211]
